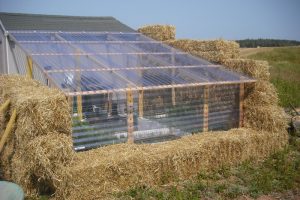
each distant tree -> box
[236,39,300,48]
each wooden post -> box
[239,83,244,127]
[172,87,176,106]
[26,56,33,79]
[171,50,176,106]
[0,100,10,113]
[138,90,144,118]
[203,86,209,132]
[107,93,112,116]
[67,95,74,115]
[0,109,17,153]
[77,95,83,121]
[127,89,134,143]
[75,51,83,121]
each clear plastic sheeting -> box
[9,30,255,151]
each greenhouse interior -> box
[8,31,255,151]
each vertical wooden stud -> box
[239,83,244,127]
[127,89,134,143]
[171,50,176,106]
[138,89,144,118]
[26,56,33,79]
[67,95,74,115]
[203,85,209,132]
[75,51,83,121]
[108,93,112,116]
[77,95,83,121]
[172,87,176,106]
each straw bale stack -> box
[223,59,270,80]
[244,105,287,133]
[242,80,287,133]
[165,39,240,63]
[244,81,278,107]
[138,25,176,41]
[58,128,286,199]
[0,75,73,197]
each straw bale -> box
[0,97,15,180]
[245,80,279,107]
[0,132,15,180]
[165,39,240,63]
[244,105,288,133]
[0,75,71,146]
[223,59,270,81]
[59,128,287,199]
[0,97,3,129]
[11,132,74,197]
[138,25,176,41]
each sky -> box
[0,0,299,41]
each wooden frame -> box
[26,56,33,79]
[203,85,209,132]
[239,83,245,127]
[127,89,134,143]
[0,109,17,153]
[138,90,144,118]
[45,65,220,73]
[66,80,256,96]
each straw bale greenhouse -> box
[0,13,255,151]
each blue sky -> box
[0,0,299,40]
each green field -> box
[243,47,300,107]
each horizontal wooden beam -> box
[10,30,141,34]
[30,52,187,56]
[66,80,256,96]
[18,40,162,44]
[46,65,220,73]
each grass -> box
[116,136,300,199]
[246,47,300,107]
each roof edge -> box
[0,12,116,20]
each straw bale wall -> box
[166,39,240,63]
[59,129,286,199]
[0,75,73,197]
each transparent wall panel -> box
[208,84,240,131]
[72,91,137,150]
[135,87,205,143]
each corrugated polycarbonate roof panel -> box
[9,31,255,95]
